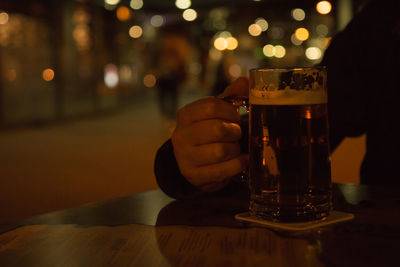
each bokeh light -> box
[130,0,143,10]
[263,44,275,57]
[218,31,231,38]
[175,0,191,9]
[316,24,329,37]
[291,33,303,45]
[150,15,165,27]
[262,45,286,58]
[104,64,119,88]
[214,37,228,51]
[229,64,242,78]
[295,27,310,41]
[305,47,322,60]
[116,6,131,21]
[226,37,238,50]
[316,1,332,15]
[143,74,157,87]
[248,24,262,37]
[42,68,55,82]
[119,65,132,83]
[129,25,143,38]
[0,12,9,25]
[274,45,286,58]
[105,0,120,5]
[291,8,305,21]
[255,18,268,32]
[183,9,197,21]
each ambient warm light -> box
[175,0,191,10]
[291,8,305,21]
[255,18,268,32]
[274,45,286,58]
[218,31,231,38]
[0,12,9,25]
[316,1,332,15]
[104,64,119,88]
[295,27,310,41]
[248,24,262,37]
[305,47,322,60]
[263,44,275,57]
[229,64,242,78]
[214,37,228,51]
[116,6,131,21]
[129,25,143,38]
[143,74,157,87]
[105,0,120,5]
[183,9,197,21]
[150,15,165,27]
[130,0,143,10]
[316,24,329,36]
[226,37,238,50]
[43,68,55,82]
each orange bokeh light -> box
[143,74,157,87]
[43,68,55,82]
[116,6,131,21]
[295,27,310,41]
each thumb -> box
[218,77,249,98]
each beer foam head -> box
[250,88,327,105]
[249,67,327,105]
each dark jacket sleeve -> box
[154,139,203,199]
[320,8,370,151]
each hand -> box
[172,77,249,192]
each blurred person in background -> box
[211,53,234,97]
[156,31,190,124]
[154,0,400,199]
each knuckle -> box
[212,121,228,140]
[203,99,219,115]
[214,144,228,161]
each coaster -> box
[235,211,354,231]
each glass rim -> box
[249,66,327,73]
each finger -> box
[219,77,249,98]
[187,142,241,166]
[189,154,248,186]
[179,119,241,145]
[177,97,240,126]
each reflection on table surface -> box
[0,183,399,266]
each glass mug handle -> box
[219,95,249,184]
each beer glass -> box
[247,67,331,222]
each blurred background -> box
[0,0,367,223]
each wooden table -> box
[1,183,399,266]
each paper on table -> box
[0,224,324,266]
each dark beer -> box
[249,103,331,222]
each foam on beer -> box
[250,87,327,105]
